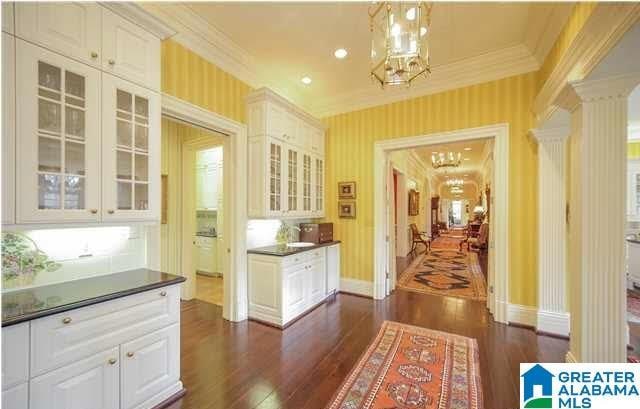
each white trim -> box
[373,123,510,323]
[537,310,570,336]
[99,2,176,39]
[339,278,373,298]
[523,3,574,66]
[566,351,579,363]
[507,304,538,328]
[158,93,249,322]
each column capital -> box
[571,72,640,102]
[529,127,570,144]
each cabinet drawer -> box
[2,382,28,409]
[31,285,180,377]
[2,322,29,390]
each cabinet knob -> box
[108,59,115,66]
[160,291,167,297]
[89,209,98,214]
[62,317,72,324]
[91,51,98,59]
[108,358,117,365]
[108,210,115,214]
[126,352,134,358]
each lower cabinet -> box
[2,382,28,409]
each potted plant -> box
[1,232,60,289]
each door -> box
[313,156,324,216]
[2,33,15,224]
[120,324,179,409]
[102,8,160,90]
[302,153,312,213]
[16,40,101,223]
[29,347,119,409]
[286,147,300,216]
[102,73,160,222]
[266,138,285,216]
[15,2,102,68]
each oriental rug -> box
[628,290,640,324]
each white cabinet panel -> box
[285,146,301,215]
[284,266,307,319]
[30,347,119,409]
[2,382,28,409]
[121,324,180,409]
[2,322,29,390]
[313,156,325,216]
[326,244,341,295]
[16,39,101,223]
[101,73,160,222]
[102,8,160,91]
[2,2,14,34]
[2,32,15,224]
[309,257,327,305]
[15,2,102,68]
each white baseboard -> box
[507,304,538,328]
[537,310,570,337]
[566,350,578,363]
[340,278,373,297]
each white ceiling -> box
[144,2,573,117]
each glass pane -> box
[135,154,148,181]
[38,136,61,172]
[65,71,85,99]
[135,116,148,125]
[38,174,61,209]
[117,150,132,180]
[38,61,61,90]
[135,96,148,117]
[134,183,148,210]
[117,89,132,112]
[38,99,61,133]
[135,125,148,151]
[117,182,132,210]
[117,111,132,121]
[65,106,85,139]
[65,141,85,175]
[39,87,60,101]
[64,176,85,209]
[117,120,132,147]
[65,95,84,108]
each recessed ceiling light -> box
[301,76,312,85]
[464,147,472,151]
[334,48,348,59]
[406,8,416,21]
[431,151,438,154]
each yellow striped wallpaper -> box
[161,39,253,124]
[537,2,597,91]
[322,72,539,307]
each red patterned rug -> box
[629,291,640,323]
[327,321,483,409]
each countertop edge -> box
[247,240,341,257]
[2,276,186,328]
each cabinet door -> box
[2,322,29,390]
[284,266,307,320]
[15,2,101,68]
[267,138,285,216]
[326,244,341,295]
[102,73,160,221]
[286,147,300,216]
[313,157,325,216]
[302,153,312,213]
[29,347,119,409]
[204,165,218,209]
[309,256,327,305]
[121,324,180,409]
[283,111,297,145]
[2,33,15,224]
[195,166,205,209]
[311,128,324,155]
[102,8,160,91]
[16,40,101,223]
[266,102,286,141]
[2,383,28,409]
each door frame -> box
[373,123,510,323]
[151,93,248,322]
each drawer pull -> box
[62,317,72,324]
[90,209,98,214]
[160,291,167,297]
[90,51,98,59]
[107,210,115,214]
[108,59,115,65]
[108,358,117,365]
[126,352,134,358]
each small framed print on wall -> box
[338,181,356,199]
[338,201,356,218]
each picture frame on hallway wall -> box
[408,189,419,216]
[338,181,356,199]
[338,201,356,218]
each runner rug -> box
[326,321,483,409]
[628,290,640,324]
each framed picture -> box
[408,189,419,216]
[338,201,356,218]
[338,181,356,199]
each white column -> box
[531,127,570,336]
[563,74,638,362]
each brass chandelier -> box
[431,152,461,169]
[369,2,432,87]
[445,178,464,187]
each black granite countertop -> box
[2,269,185,327]
[247,240,341,257]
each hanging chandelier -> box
[450,186,464,194]
[431,152,461,169]
[445,178,464,187]
[369,2,432,87]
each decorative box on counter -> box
[299,223,333,244]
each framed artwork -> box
[408,189,419,216]
[338,181,356,199]
[338,201,356,218]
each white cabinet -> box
[102,8,160,91]
[2,322,29,391]
[2,2,14,34]
[16,39,101,223]
[247,88,326,219]
[195,236,217,275]
[326,243,341,295]
[15,2,102,68]
[2,32,15,224]
[196,147,222,210]
[3,382,28,409]
[102,73,160,222]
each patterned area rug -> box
[327,321,483,409]
[629,291,640,324]
[397,239,487,301]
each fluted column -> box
[531,127,570,336]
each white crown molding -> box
[312,44,539,118]
[246,87,325,129]
[99,2,176,39]
[571,71,640,101]
[523,3,574,65]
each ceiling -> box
[144,2,573,117]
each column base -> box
[537,310,570,337]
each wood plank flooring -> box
[167,289,568,409]
[196,274,223,306]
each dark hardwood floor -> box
[167,290,568,409]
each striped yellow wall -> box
[161,39,253,124]
[323,72,539,307]
[629,142,640,159]
[537,2,597,91]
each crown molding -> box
[311,44,539,118]
[247,87,325,130]
[523,3,574,66]
[570,71,640,101]
[99,2,176,39]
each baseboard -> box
[507,304,538,328]
[537,310,570,337]
[566,350,578,363]
[340,278,373,297]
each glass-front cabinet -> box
[302,153,312,212]
[267,138,284,216]
[314,157,324,216]
[16,40,100,223]
[102,74,159,221]
[287,148,299,215]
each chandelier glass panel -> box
[369,2,432,87]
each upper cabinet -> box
[2,2,14,34]
[247,88,325,219]
[2,33,16,225]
